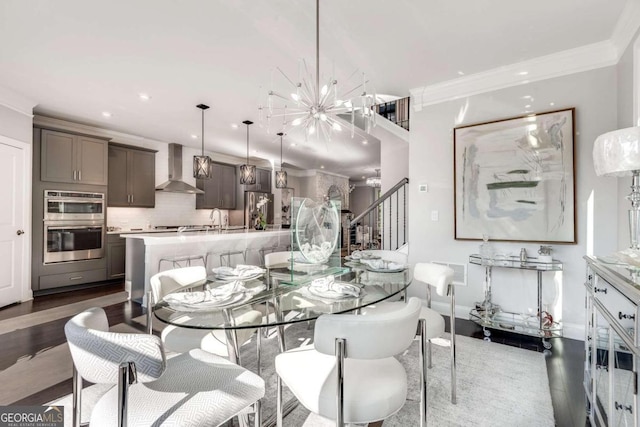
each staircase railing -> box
[348,177,409,253]
[374,97,410,131]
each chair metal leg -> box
[276,377,283,427]
[427,340,432,369]
[146,290,153,335]
[418,319,428,427]
[254,400,261,427]
[117,362,136,427]
[335,338,346,427]
[450,285,457,404]
[72,364,82,427]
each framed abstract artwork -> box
[454,108,576,243]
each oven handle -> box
[46,225,104,231]
[46,199,104,204]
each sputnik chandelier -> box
[258,0,376,142]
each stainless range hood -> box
[155,143,205,194]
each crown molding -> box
[410,41,617,110]
[611,0,640,57]
[0,86,37,117]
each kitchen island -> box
[122,228,291,305]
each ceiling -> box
[0,0,627,179]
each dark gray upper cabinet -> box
[108,143,156,208]
[243,167,271,192]
[196,162,237,209]
[41,129,108,185]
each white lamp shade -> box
[593,126,640,177]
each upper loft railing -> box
[374,97,410,131]
[348,177,409,253]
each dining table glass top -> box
[153,260,412,331]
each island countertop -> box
[124,228,291,305]
[121,229,289,245]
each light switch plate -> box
[418,184,428,192]
[431,210,439,221]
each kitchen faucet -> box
[209,208,222,229]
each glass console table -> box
[468,254,563,349]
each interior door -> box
[0,138,25,307]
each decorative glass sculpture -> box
[294,198,340,264]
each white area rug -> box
[49,318,555,427]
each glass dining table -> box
[153,260,412,426]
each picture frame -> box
[454,108,576,243]
[281,187,294,228]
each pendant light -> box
[193,104,212,179]
[240,120,256,185]
[275,132,288,188]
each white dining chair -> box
[65,307,265,427]
[275,297,425,427]
[147,266,262,360]
[362,262,457,406]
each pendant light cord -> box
[201,108,205,156]
[246,124,249,165]
[315,0,319,103]
[280,134,283,171]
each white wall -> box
[378,127,409,193]
[614,28,640,249]
[408,66,619,339]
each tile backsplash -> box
[107,192,230,229]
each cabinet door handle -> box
[73,170,77,180]
[78,170,82,181]
[131,194,134,204]
[69,276,83,281]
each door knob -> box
[16,230,24,236]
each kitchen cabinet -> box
[196,162,237,209]
[243,168,271,192]
[107,234,126,279]
[40,129,109,185]
[108,143,157,208]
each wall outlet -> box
[431,210,439,221]
[418,184,428,192]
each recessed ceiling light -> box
[102,112,112,118]
[231,123,239,129]
[191,134,198,139]
[518,71,529,76]
[361,175,365,179]
[290,143,296,147]
[362,140,368,145]
[550,102,555,106]
[138,93,151,101]
[457,71,465,76]
[522,95,532,99]
[320,165,324,169]
[525,104,531,108]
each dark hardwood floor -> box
[0,284,587,426]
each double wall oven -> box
[43,190,105,264]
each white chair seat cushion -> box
[161,309,262,356]
[275,344,407,424]
[361,301,445,340]
[90,349,265,427]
